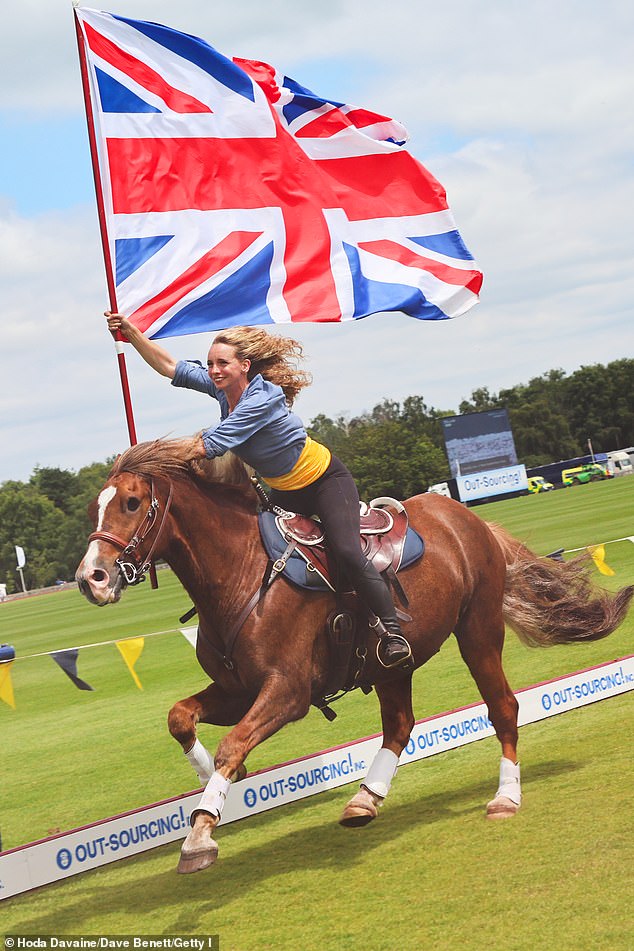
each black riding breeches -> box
[269,455,398,622]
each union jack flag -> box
[75,8,482,338]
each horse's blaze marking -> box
[97,485,118,530]
[84,485,119,573]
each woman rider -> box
[105,313,413,670]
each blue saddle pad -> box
[258,511,425,592]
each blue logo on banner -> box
[56,848,72,870]
[244,788,257,808]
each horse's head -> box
[76,468,166,605]
[75,440,192,605]
[76,438,254,606]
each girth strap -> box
[205,536,299,671]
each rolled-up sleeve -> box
[171,360,218,396]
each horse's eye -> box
[127,497,141,512]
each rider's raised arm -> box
[105,311,177,379]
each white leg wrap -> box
[193,770,231,821]
[495,757,521,805]
[361,748,399,799]
[185,738,215,784]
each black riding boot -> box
[354,562,414,670]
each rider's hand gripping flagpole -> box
[74,9,159,587]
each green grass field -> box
[1,478,633,948]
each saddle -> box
[258,497,424,594]
[258,497,425,719]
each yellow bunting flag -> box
[588,544,615,576]
[116,637,145,690]
[0,661,16,709]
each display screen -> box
[441,409,518,478]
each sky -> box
[1,0,633,483]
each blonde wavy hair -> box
[212,326,312,406]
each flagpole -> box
[75,10,160,587]
[74,9,138,446]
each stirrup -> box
[376,634,414,670]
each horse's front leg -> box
[340,673,414,827]
[178,673,310,874]
[168,683,252,786]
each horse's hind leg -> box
[455,609,522,819]
[340,674,414,827]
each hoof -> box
[486,795,520,820]
[177,815,219,874]
[177,841,219,874]
[339,788,382,828]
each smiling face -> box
[206,341,251,396]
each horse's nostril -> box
[92,569,108,583]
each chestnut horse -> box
[76,440,632,874]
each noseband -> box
[88,479,174,585]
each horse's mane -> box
[109,438,254,489]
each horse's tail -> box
[488,522,634,647]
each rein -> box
[88,479,174,585]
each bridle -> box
[88,478,174,585]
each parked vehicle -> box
[427,482,452,498]
[527,476,554,494]
[561,463,613,486]
[606,450,634,477]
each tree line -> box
[0,461,114,593]
[1,359,631,592]
[308,358,633,499]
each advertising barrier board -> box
[1,655,632,900]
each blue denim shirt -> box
[171,360,307,478]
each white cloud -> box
[0,0,633,481]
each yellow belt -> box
[265,437,332,491]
